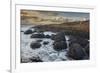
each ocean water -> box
[21,25,70,63]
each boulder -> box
[51,32,66,41]
[29,56,43,62]
[51,34,56,40]
[68,35,77,42]
[43,41,49,45]
[84,44,90,56]
[69,36,89,48]
[68,43,87,60]
[30,42,41,49]
[53,41,67,52]
[21,30,24,32]
[52,32,67,52]
[76,37,89,48]
[45,35,51,38]
[24,29,33,34]
[30,33,45,38]
[36,39,43,42]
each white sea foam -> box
[21,25,70,62]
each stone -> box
[43,41,49,45]
[36,39,43,42]
[24,29,33,34]
[21,30,24,32]
[51,32,66,42]
[76,37,89,48]
[84,44,90,56]
[51,34,56,40]
[53,41,67,52]
[30,33,45,38]
[29,56,43,62]
[69,36,89,48]
[68,43,86,60]
[30,42,41,49]
[45,35,51,38]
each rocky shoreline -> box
[21,25,89,63]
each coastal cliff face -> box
[20,10,90,63]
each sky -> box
[21,10,90,21]
[35,10,90,21]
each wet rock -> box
[24,29,33,34]
[30,33,45,38]
[68,36,77,47]
[84,44,90,56]
[51,32,66,41]
[29,56,43,62]
[21,30,24,32]
[68,35,77,43]
[51,34,56,40]
[53,41,67,51]
[68,43,87,60]
[30,42,41,49]
[36,39,43,42]
[77,37,89,47]
[43,41,49,45]
[52,32,67,52]
[69,36,89,48]
[45,35,51,38]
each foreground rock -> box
[29,56,43,62]
[84,44,90,56]
[52,32,67,52]
[53,41,67,51]
[45,35,51,38]
[30,42,41,49]
[36,39,43,42]
[43,41,49,45]
[51,32,66,41]
[68,36,89,48]
[68,43,88,60]
[24,29,33,34]
[30,33,45,38]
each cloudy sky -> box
[39,10,90,21]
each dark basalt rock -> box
[21,30,24,32]
[36,39,43,42]
[51,34,56,40]
[29,56,43,62]
[77,37,89,48]
[30,33,45,38]
[52,32,67,52]
[53,41,67,51]
[51,32,66,41]
[69,36,89,48]
[24,29,33,34]
[45,35,51,38]
[30,42,41,49]
[43,41,49,45]
[84,44,90,56]
[68,43,87,60]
